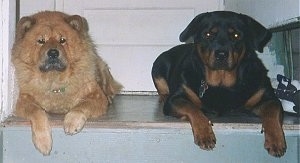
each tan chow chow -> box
[12,11,122,155]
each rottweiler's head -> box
[180,11,271,71]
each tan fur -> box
[181,84,215,150]
[182,84,202,108]
[204,69,237,87]
[196,44,245,87]
[12,11,122,155]
[255,101,286,156]
[153,77,169,102]
[245,89,265,108]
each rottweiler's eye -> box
[231,33,241,40]
[59,37,66,44]
[37,38,46,44]
[204,32,214,40]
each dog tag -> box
[199,80,208,98]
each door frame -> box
[0,0,16,121]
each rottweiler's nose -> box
[215,50,228,60]
[47,49,59,58]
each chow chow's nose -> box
[47,49,59,58]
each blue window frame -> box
[269,18,300,80]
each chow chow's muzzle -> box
[39,48,67,72]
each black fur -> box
[151,11,286,157]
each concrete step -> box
[1,95,299,163]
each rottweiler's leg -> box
[175,104,216,150]
[256,100,286,157]
[165,86,216,150]
[153,77,169,102]
[247,89,286,157]
[152,56,171,102]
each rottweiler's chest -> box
[200,86,248,114]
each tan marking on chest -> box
[205,69,237,87]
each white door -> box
[20,0,223,92]
[1,0,223,120]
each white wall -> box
[0,0,223,120]
[224,0,300,27]
[18,0,299,92]
[20,0,56,16]
[225,0,299,80]
[2,0,299,121]
[19,0,224,92]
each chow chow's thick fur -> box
[12,11,122,155]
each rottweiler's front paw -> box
[264,129,286,157]
[193,122,216,150]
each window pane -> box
[269,27,299,80]
[291,28,300,80]
[269,31,289,76]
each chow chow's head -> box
[12,11,91,74]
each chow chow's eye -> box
[59,37,66,44]
[37,38,46,44]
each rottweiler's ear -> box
[242,15,272,53]
[179,13,209,42]
[15,16,36,41]
[66,15,89,33]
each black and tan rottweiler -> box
[151,11,286,157]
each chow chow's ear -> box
[66,15,89,32]
[241,14,272,53]
[15,16,36,41]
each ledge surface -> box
[1,95,299,163]
[2,95,299,130]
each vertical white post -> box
[0,0,16,121]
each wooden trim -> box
[0,1,16,122]
[269,17,300,32]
